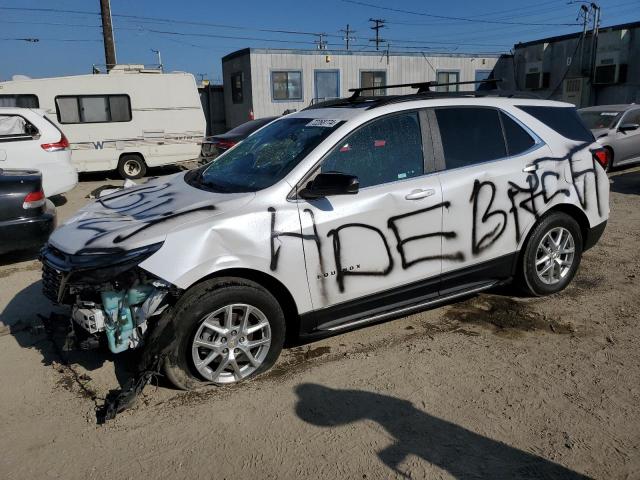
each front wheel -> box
[163,278,286,390]
[519,212,583,296]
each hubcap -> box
[191,304,271,384]
[535,227,575,285]
[124,159,141,176]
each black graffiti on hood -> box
[75,182,216,246]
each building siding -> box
[222,49,501,127]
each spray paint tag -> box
[306,119,340,128]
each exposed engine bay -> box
[40,242,176,355]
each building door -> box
[314,70,339,102]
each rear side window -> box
[500,112,536,156]
[321,111,424,188]
[55,95,131,124]
[517,106,594,142]
[0,94,39,108]
[436,107,506,169]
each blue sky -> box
[0,0,638,81]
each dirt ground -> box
[1,166,639,480]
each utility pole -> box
[369,18,386,51]
[340,24,356,50]
[151,48,163,72]
[577,5,589,74]
[315,33,327,50]
[590,2,601,81]
[99,0,117,71]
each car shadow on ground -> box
[2,280,138,393]
[77,164,191,183]
[609,169,640,195]
[294,383,591,479]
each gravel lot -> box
[1,166,639,479]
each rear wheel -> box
[519,212,583,296]
[163,278,286,390]
[117,154,147,180]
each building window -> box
[55,95,131,124]
[360,71,386,96]
[272,71,302,101]
[436,71,460,92]
[0,94,39,108]
[314,70,340,101]
[231,72,243,104]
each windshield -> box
[578,110,623,130]
[191,117,343,193]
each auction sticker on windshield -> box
[306,119,340,128]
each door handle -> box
[405,188,435,200]
[522,164,538,173]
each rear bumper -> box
[0,201,57,255]
[584,220,607,251]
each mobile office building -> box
[0,65,206,179]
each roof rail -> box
[348,78,501,99]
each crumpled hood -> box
[49,172,254,254]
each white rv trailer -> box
[0,65,205,179]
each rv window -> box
[0,94,39,108]
[80,97,109,122]
[55,95,131,123]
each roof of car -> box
[579,104,637,112]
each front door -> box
[296,110,445,312]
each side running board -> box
[320,281,498,332]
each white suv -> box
[0,107,77,197]
[41,87,609,389]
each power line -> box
[342,0,582,26]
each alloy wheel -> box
[535,227,575,285]
[191,304,271,384]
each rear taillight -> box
[216,139,237,150]
[23,189,46,209]
[41,133,70,152]
[591,147,609,169]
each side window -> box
[623,109,640,126]
[321,111,424,188]
[0,115,37,142]
[436,107,506,169]
[55,95,131,124]
[517,106,594,142]
[500,112,536,156]
[0,94,39,108]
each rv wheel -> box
[118,154,147,180]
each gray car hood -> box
[49,172,253,254]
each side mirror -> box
[619,123,640,133]
[300,172,359,199]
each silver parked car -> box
[579,104,640,171]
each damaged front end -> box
[40,242,176,354]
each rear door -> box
[296,110,444,315]
[433,106,553,291]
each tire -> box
[518,212,583,296]
[117,154,147,180]
[162,277,286,390]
